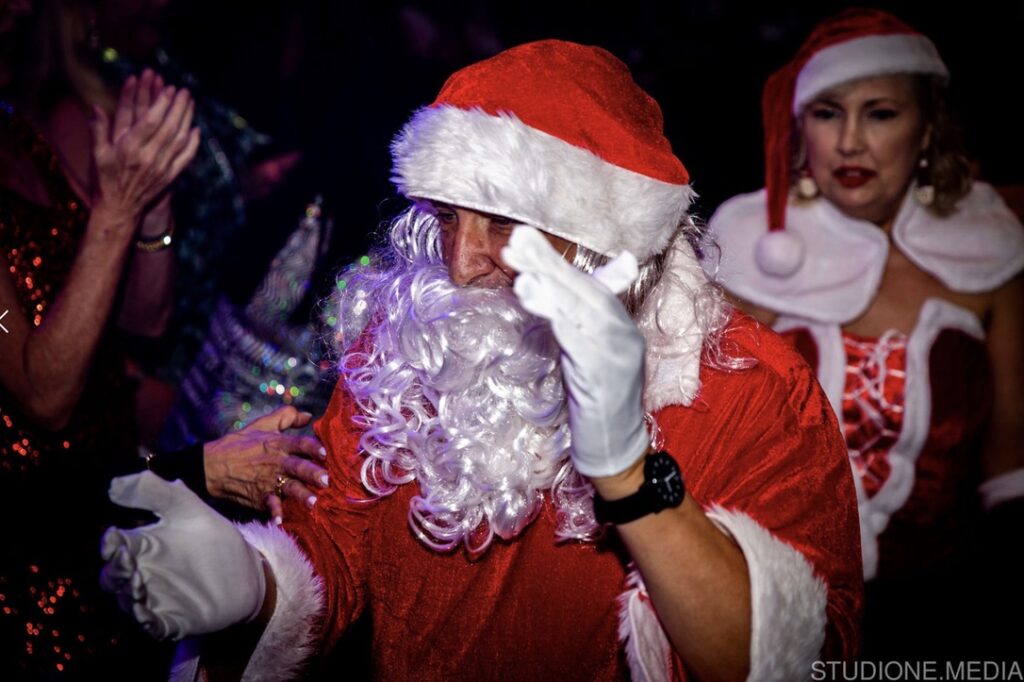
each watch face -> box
[593,451,685,525]
[648,453,685,506]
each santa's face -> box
[335,207,598,554]
[428,202,578,288]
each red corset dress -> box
[779,298,993,582]
[841,329,907,501]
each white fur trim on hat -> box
[392,105,695,261]
[616,508,829,682]
[794,33,948,113]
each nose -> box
[445,212,505,287]
[837,116,865,156]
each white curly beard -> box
[334,209,599,555]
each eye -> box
[809,105,840,121]
[868,108,899,121]
[489,216,517,232]
[434,209,457,228]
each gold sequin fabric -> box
[0,105,163,678]
[0,104,97,472]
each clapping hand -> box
[90,68,199,225]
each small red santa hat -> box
[757,8,948,277]
[391,40,694,261]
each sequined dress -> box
[0,105,164,678]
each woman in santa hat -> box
[707,7,1024,659]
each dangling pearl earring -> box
[914,155,935,207]
[797,169,819,200]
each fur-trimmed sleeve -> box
[658,316,864,675]
[173,380,380,681]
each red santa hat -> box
[391,39,694,261]
[757,8,948,277]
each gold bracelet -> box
[136,224,175,253]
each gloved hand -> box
[100,471,267,640]
[502,226,649,478]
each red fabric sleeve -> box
[658,314,863,660]
[281,378,381,654]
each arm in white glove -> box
[501,225,649,478]
[100,471,269,640]
[503,226,754,681]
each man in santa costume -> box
[99,40,863,681]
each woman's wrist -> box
[138,196,173,236]
[88,201,139,242]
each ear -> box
[920,123,933,153]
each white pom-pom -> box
[755,230,805,277]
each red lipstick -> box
[833,166,877,189]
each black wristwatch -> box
[593,450,685,525]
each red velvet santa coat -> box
[179,314,861,681]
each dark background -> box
[160,0,1022,279]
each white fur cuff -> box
[979,468,1024,511]
[615,508,829,682]
[618,567,673,682]
[706,506,828,681]
[236,522,325,681]
[167,523,325,682]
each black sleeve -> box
[146,442,209,501]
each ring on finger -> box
[274,474,291,498]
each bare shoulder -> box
[940,273,1021,331]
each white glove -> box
[502,226,649,478]
[100,471,267,640]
